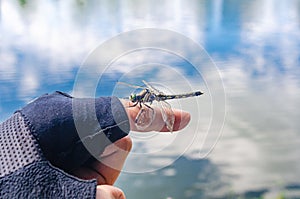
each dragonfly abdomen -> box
[157,91,203,100]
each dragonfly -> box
[118,80,203,132]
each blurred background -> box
[1,0,300,198]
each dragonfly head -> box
[129,93,137,102]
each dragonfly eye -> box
[129,94,137,102]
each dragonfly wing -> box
[142,80,164,95]
[117,81,147,89]
[135,106,155,130]
[159,101,175,132]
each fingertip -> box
[182,111,191,126]
[180,111,191,129]
[172,110,191,131]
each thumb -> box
[96,185,126,199]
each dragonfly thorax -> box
[129,91,147,102]
[129,89,156,104]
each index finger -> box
[121,100,191,132]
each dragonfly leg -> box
[134,109,144,123]
[128,102,139,108]
[143,103,154,111]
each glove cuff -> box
[1,161,96,198]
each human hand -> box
[72,100,191,199]
[1,91,190,199]
[0,92,133,198]
[69,99,190,198]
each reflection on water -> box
[117,156,225,199]
[1,0,300,198]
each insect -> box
[118,80,203,132]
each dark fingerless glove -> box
[0,91,130,198]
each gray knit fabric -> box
[0,113,97,198]
[0,112,41,177]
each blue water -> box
[1,0,300,198]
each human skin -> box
[72,101,191,199]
